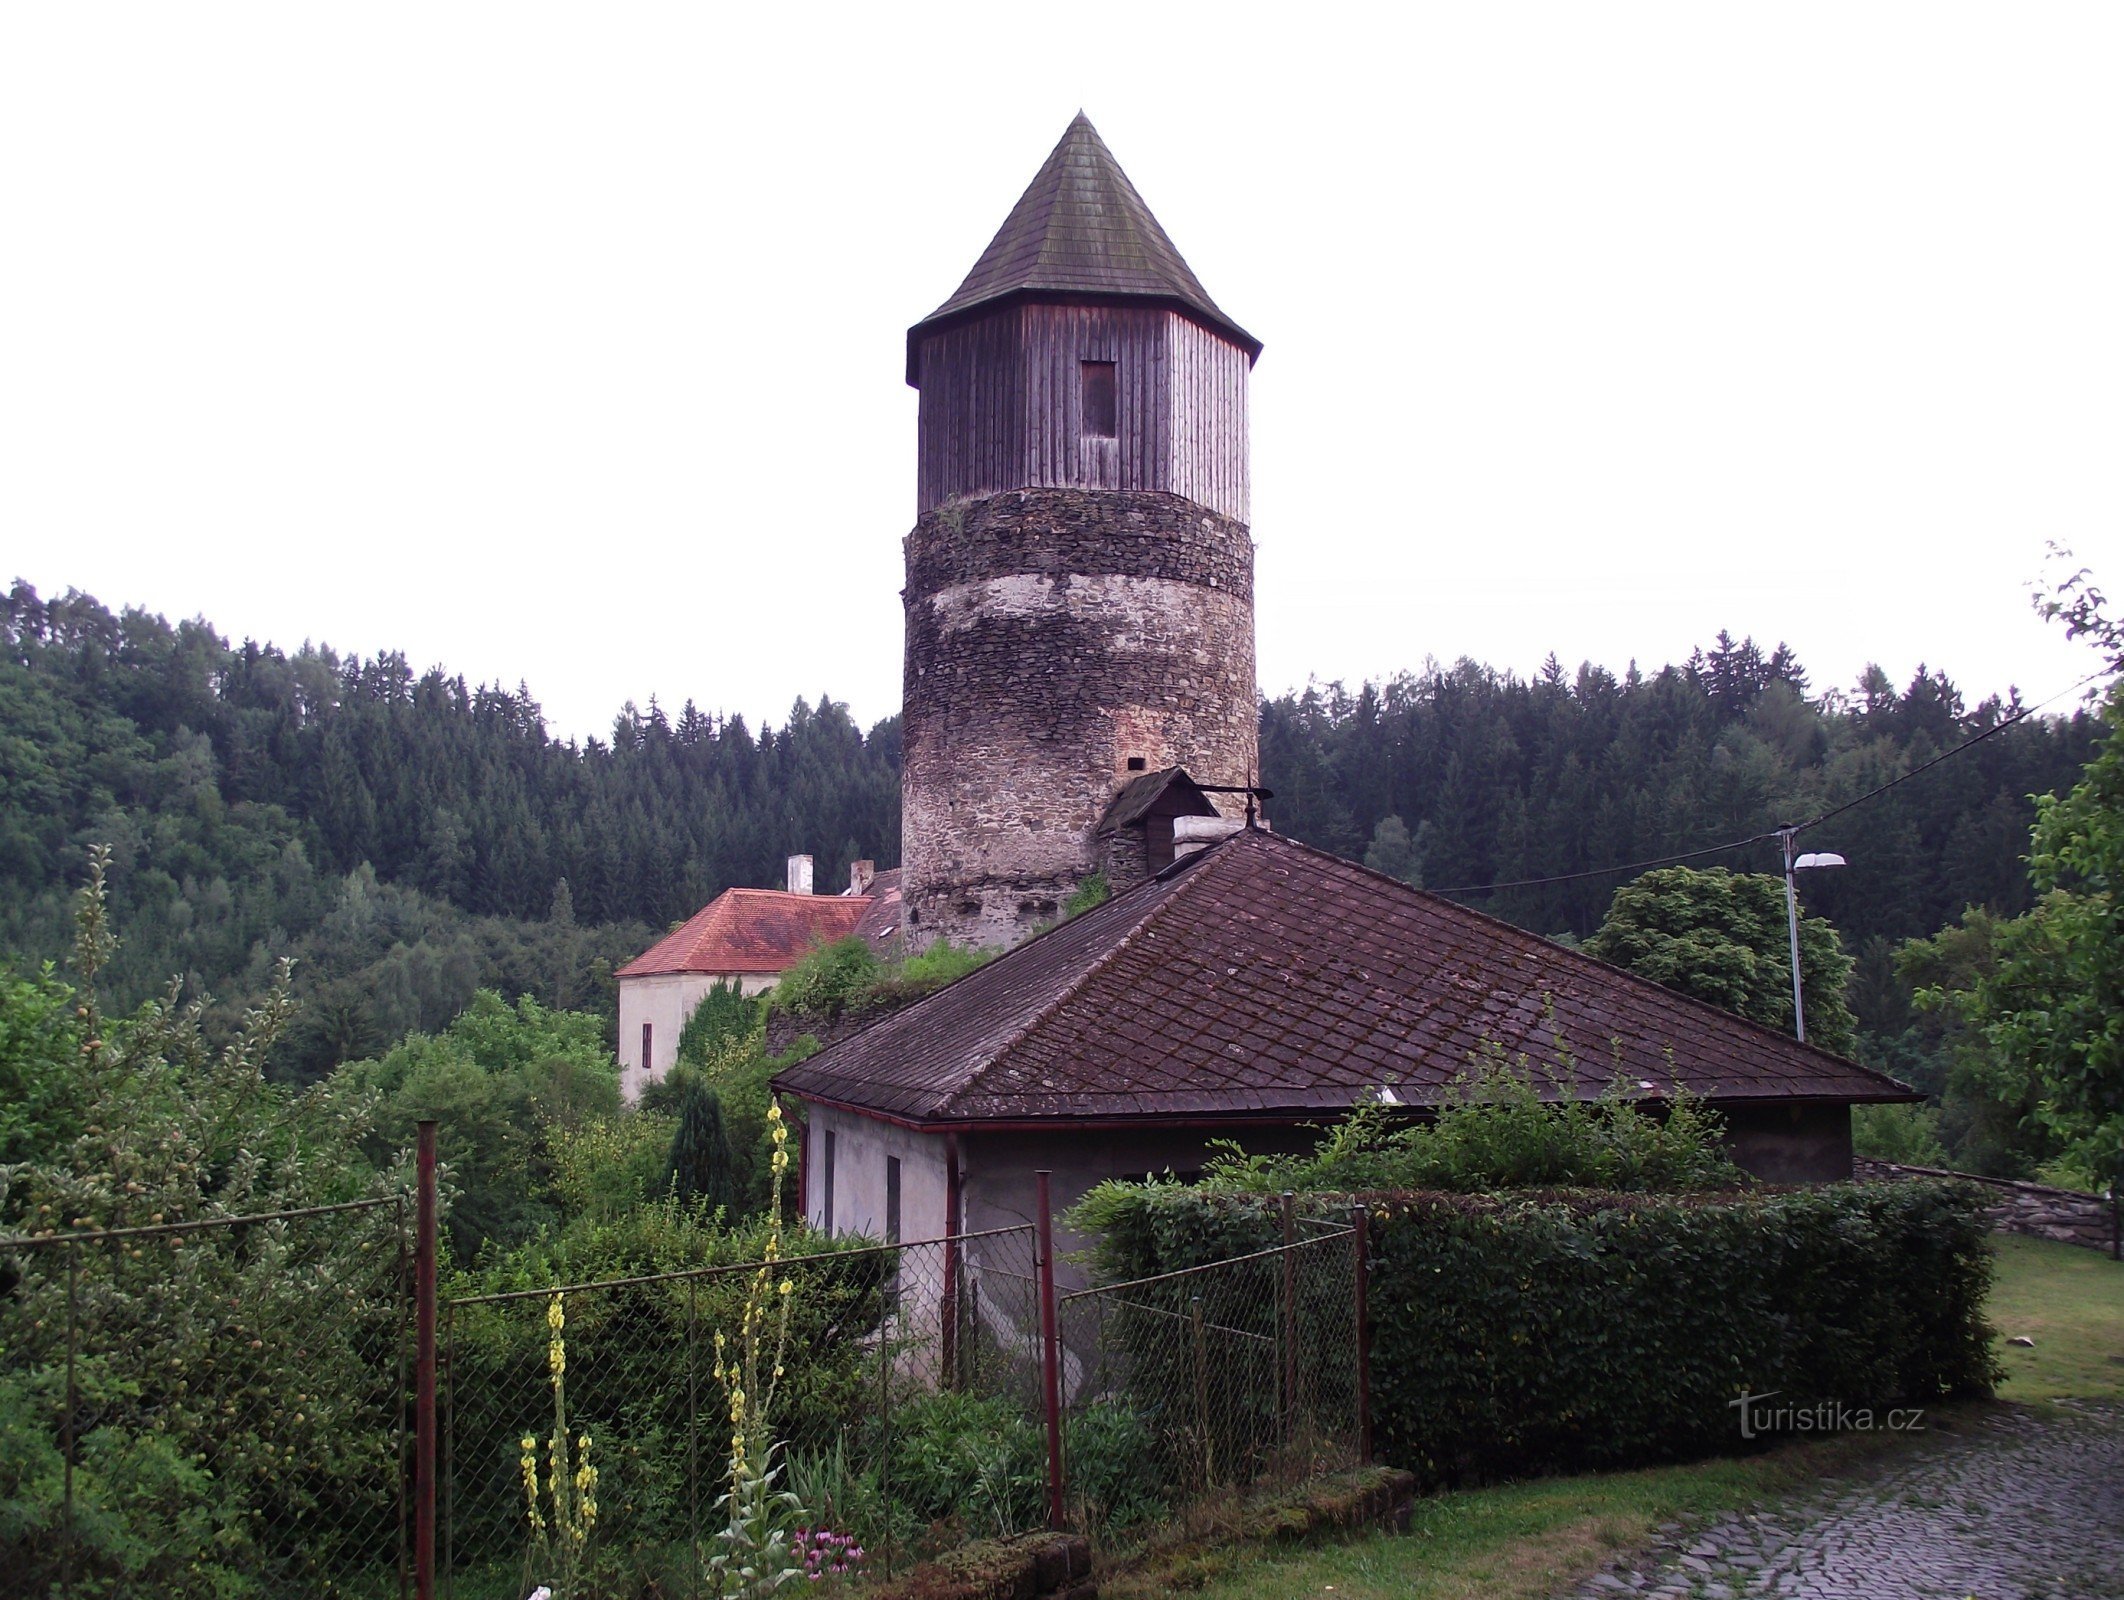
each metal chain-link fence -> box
[439,1225,1042,1599]
[4,1190,1374,1600]
[1054,1221,1365,1548]
[0,1199,412,1600]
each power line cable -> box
[1427,666,2113,900]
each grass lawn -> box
[1143,1234,2122,1600]
[1987,1232,2124,1402]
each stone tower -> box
[901,114,1261,950]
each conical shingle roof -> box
[907,113,1259,382]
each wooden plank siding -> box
[914,303,1249,523]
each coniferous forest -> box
[1,581,2099,1093]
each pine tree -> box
[663,1080,737,1213]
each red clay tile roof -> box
[618,889,871,978]
[907,113,1260,382]
[774,829,1917,1126]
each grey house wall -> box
[801,1101,1856,1292]
[804,1103,952,1243]
[1721,1102,1854,1184]
[955,1124,1322,1292]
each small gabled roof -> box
[1097,766,1216,835]
[618,888,870,979]
[908,113,1261,383]
[851,868,905,956]
[774,829,1917,1127]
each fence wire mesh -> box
[440,1225,1041,1600]
[1055,1224,1364,1548]
[0,1199,412,1600]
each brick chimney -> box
[786,854,814,895]
[846,859,877,896]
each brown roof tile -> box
[774,829,1917,1126]
[618,889,870,979]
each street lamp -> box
[1778,828,1846,1045]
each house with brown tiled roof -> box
[773,828,1918,1277]
[616,855,900,1099]
[768,117,1917,1274]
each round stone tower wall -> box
[901,487,1257,949]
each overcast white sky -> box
[4,4,2119,742]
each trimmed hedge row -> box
[1078,1180,1998,1485]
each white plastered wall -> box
[803,1104,951,1244]
[616,970,778,1100]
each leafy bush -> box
[879,1391,1044,1539]
[675,979,763,1068]
[769,937,883,1019]
[1,852,409,1596]
[1852,1102,1951,1167]
[1063,873,1112,918]
[1183,1041,1744,1196]
[1078,1180,1998,1488]
[337,988,621,1257]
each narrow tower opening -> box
[1080,361,1117,438]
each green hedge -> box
[1076,1179,1998,1486]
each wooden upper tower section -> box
[906,114,1261,524]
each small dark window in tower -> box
[641,1023,652,1075]
[1081,361,1117,439]
[1125,756,1148,772]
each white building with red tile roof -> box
[615,856,899,1098]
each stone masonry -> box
[1854,1158,2121,1254]
[901,487,1257,950]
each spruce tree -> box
[664,1079,737,1213]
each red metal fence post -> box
[1279,1191,1297,1462]
[1350,1204,1372,1464]
[1035,1169,1066,1532]
[415,1120,438,1600]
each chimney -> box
[1172,815,1244,862]
[846,859,877,896]
[786,854,814,895]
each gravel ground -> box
[1560,1402,2124,1600]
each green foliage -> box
[0,583,897,1076]
[1261,642,2094,951]
[442,1207,892,1580]
[0,852,408,1596]
[336,989,620,1258]
[1362,814,1429,887]
[1064,872,1112,917]
[881,1390,1045,1538]
[769,937,883,1019]
[1173,1042,1742,1198]
[1921,687,2124,1195]
[770,935,996,1024]
[887,939,996,996]
[676,979,764,1067]
[545,1105,676,1224]
[0,964,86,1167]
[662,1080,737,1213]
[1586,866,1859,1056]
[1079,1181,1998,1489]
[1850,1102,1950,1167]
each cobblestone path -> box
[1560,1402,2124,1600]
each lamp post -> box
[1778,828,1846,1043]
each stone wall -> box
[901,487,1257,951]
[1855,1158,2120,1253]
